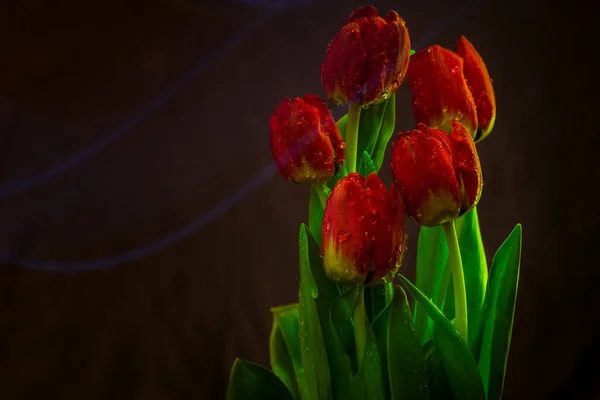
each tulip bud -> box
[456,36,496,142]
[390,121,482,227]
[321,6,411,106]
[408,39,496,143]
[408,45,478,136]
[321,172,406,285]
[269,94,345,184]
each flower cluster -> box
[228,6,522,400]
[269,5,495,286]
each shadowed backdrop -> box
[0,0,598,398]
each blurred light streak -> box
[0,8,276,199]
[2,0,480,272]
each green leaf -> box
[331,286,359,376]
[356,98,390,169]
[371,93,396,172]
[335,96,395,175]
[422,341,452,399]
[308,187,325,246]
[476,224,522,400]
[399,275,486,400]
[414,226,449,344]
[326,298,354,399]
[226,359,294,400]
[432,329,485,400]
[442,275,455,321]
[455,207,489,353]
[358,151,377,177]
[336,114,348,140]
[372,300,392,397]
[298,224,334,400]
[365,281,393,323]
[270,304,309,400]
[349,323,386,400]
[387,285,430,399]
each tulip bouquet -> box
[227,6,521,400]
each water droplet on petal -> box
[337,231,352,243]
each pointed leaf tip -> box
[476,223,522,400]
[226,359,294,400]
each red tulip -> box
[321,6,411,105]
[456,36,496,141]
[321,172,406,285]
[408,38,495,142]
[408,45,478,136]
[269,94,345,184]
[390,121,482,227]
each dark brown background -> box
[0,0,598,399]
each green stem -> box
[353,285,367,367]
[442,221,468,343]
[313,184,329,209]
[345,103,362,173]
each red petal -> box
[347,5,379,23]
[302,94,345,164]
[321,22,368,104]
[446,120,483,213]
[390,129,460,226]
[456,36,496,142]
[269,97,336,184]
[407,45,478,137]
[370,183,406,284]
[322,173,374,284]
[382,12,410,97]
[360,16,389,104]
[322,8,411,105]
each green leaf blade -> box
[335,94,396,175]
[270,304,309,400]
[477,224,522,400]
[399,274,486,400]
[372,299,392,397]
[308,187,325,246]
[455,207,489,354]
[349,324,386,400]
[356,98,390,170]
[414,226,449,343]
[298,225,333,400]
[422,341,452,399]
[331,286,360,378]
[387,285,430,400]
[366,281,393,324]
[226,359,294,400]
[371,93,396,172]
[358,151,377,177]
